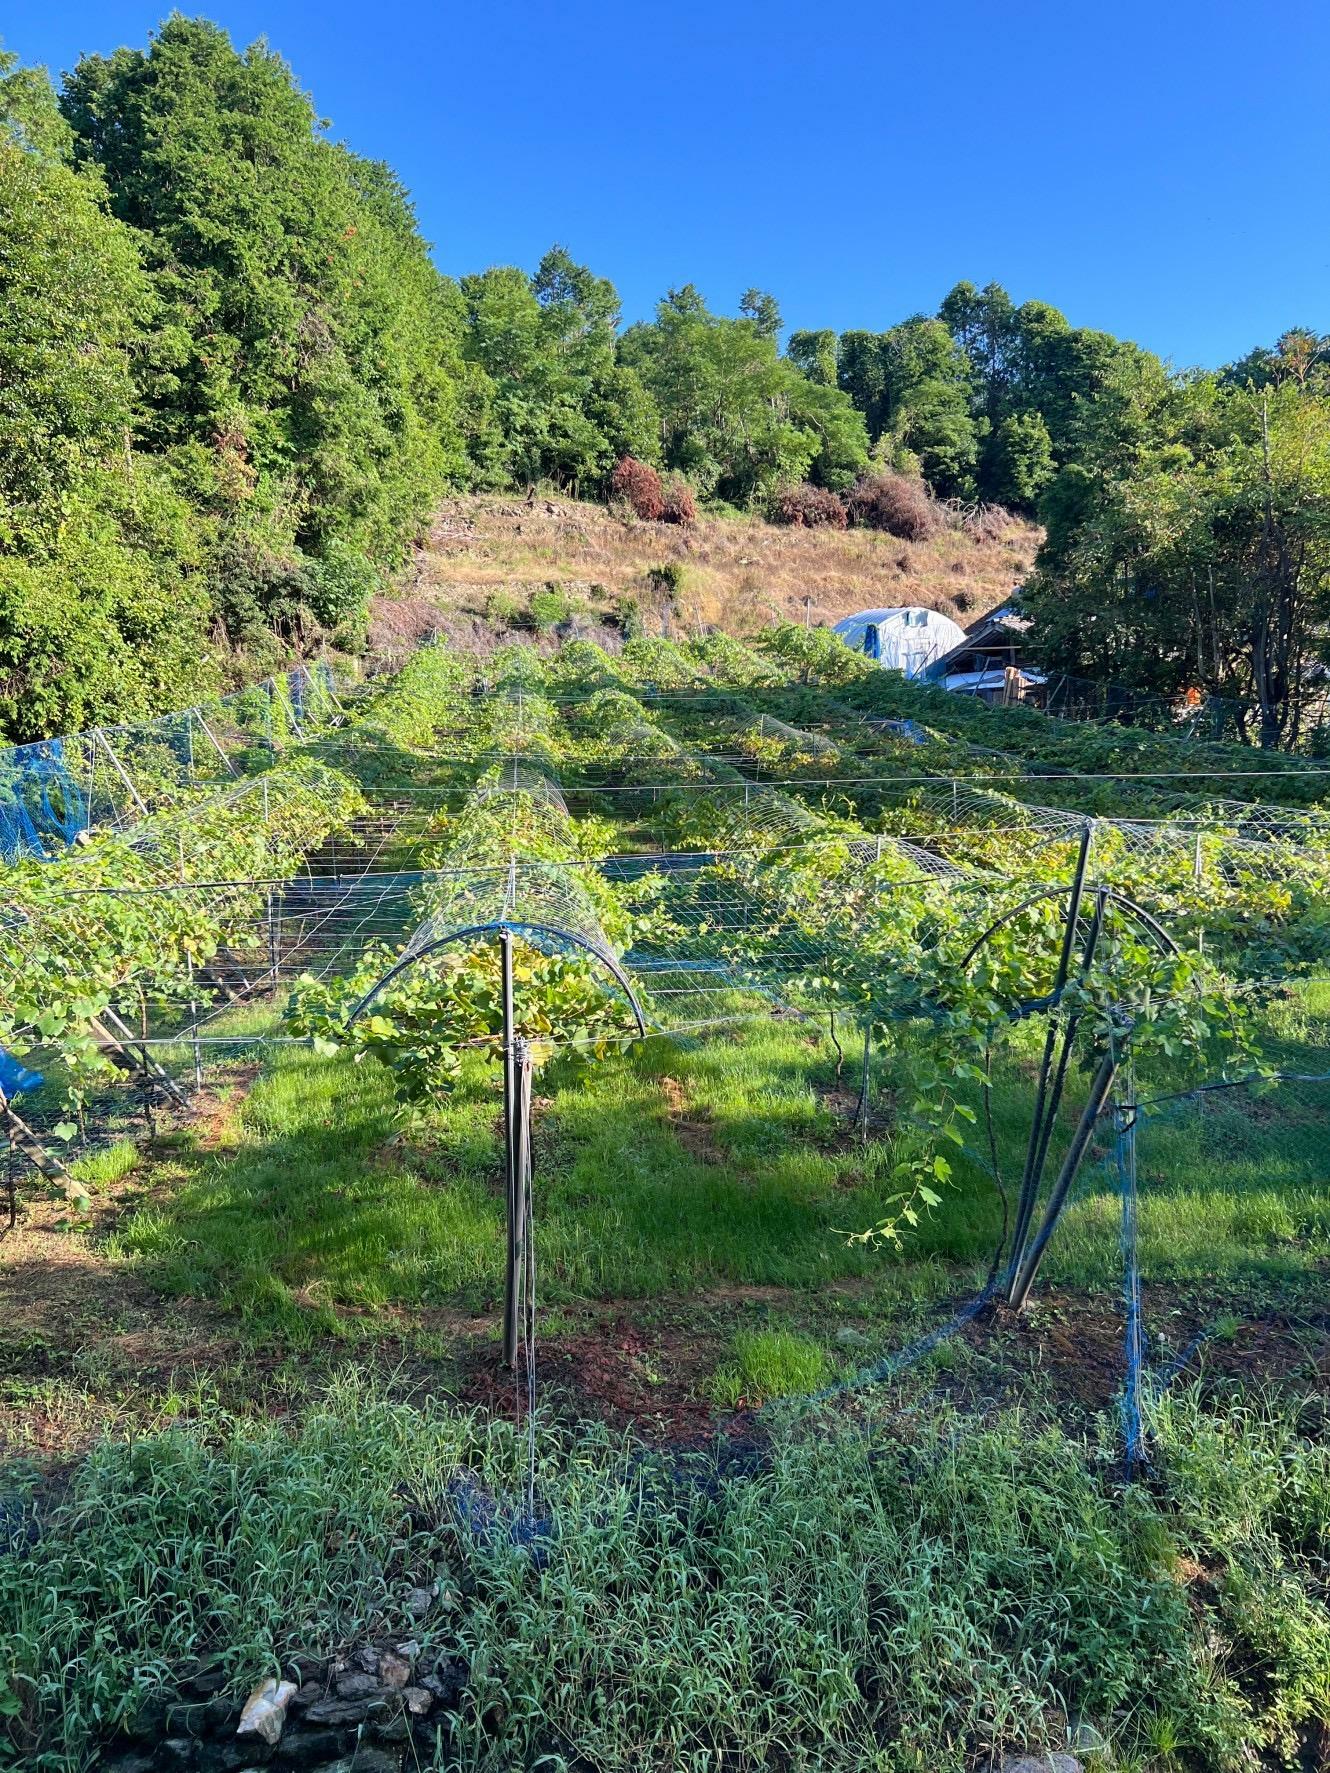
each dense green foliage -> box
[1024,342,1330,744]
[1,21,475,735]
[458,248,657,492]
[793,280,1161,512]
[620,285,869,501]
[798,285,1330,740]
[0,50,214,737]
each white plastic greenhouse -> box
[832,606,966,679]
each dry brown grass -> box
[370,492,1040,655]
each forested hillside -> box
[2,16,1328,743]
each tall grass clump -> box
[0,1378,490,1768]
[1150,1387,1330,1763]
[707,1326,832,1404]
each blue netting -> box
[0,739,89,862]
[0,662,340,863]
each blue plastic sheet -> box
[0,1048,43,1099]
[0,661,338,864]
[0,739,87,862]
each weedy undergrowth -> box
[3,1377,1327,1771]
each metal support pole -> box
[180,834,203,1090]
[96,729,149,817]
[1008,1046,1119,1312]
[0,1090,83,1201]
[1116,1084,1145,1476]
[854,1018,872,1145]
[500,928,520,1368]
[195,711,238,777]
[1008,884,1107,1295]
[513,1034,531,1360]
[90,1009,188,1107]
[266,888,280,983]
[1006,822,1094,1286]
[186,958,203,1092]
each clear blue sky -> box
[7,0,1329,368]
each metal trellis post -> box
[95,730,148,818]
[500,927,521,1368]
[1008,1044,1119,1311]
[267,888,280,983]
[180,834,203,1090]
[1005,820,1094,1293]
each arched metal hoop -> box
[958,882,1179,1018]
[345,918,648,1037]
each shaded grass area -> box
[112,1019,994,1340]
[1038,981,1330,1302]
[3,1374,1327,1772]
[4,976,1323,1472]
[99,980,1329,1365]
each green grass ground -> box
[102,978,1328,1327]
[2,902,1326,1773]
[27,972,1307,1453]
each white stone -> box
[236,1677,299,1745]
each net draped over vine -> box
[401,762,628,985]
[0,664,340,863]
[1,637,1327,1166]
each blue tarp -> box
[0,1049,43,1099]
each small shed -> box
[926,604,1046,704]
[832,607,967,679]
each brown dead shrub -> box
[958,501,1014,543]
[610,456,665,521]
[660,477,697,526]
[769,483,848,529]
[846,473,942,542]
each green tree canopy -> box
[60,17,469,642]
[786,328,838,388]
[0,50,214,737]
[459,246,657,492]
[1024,366,1330,747]
[619,287,867,502]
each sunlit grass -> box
[706,1326,833,1405]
